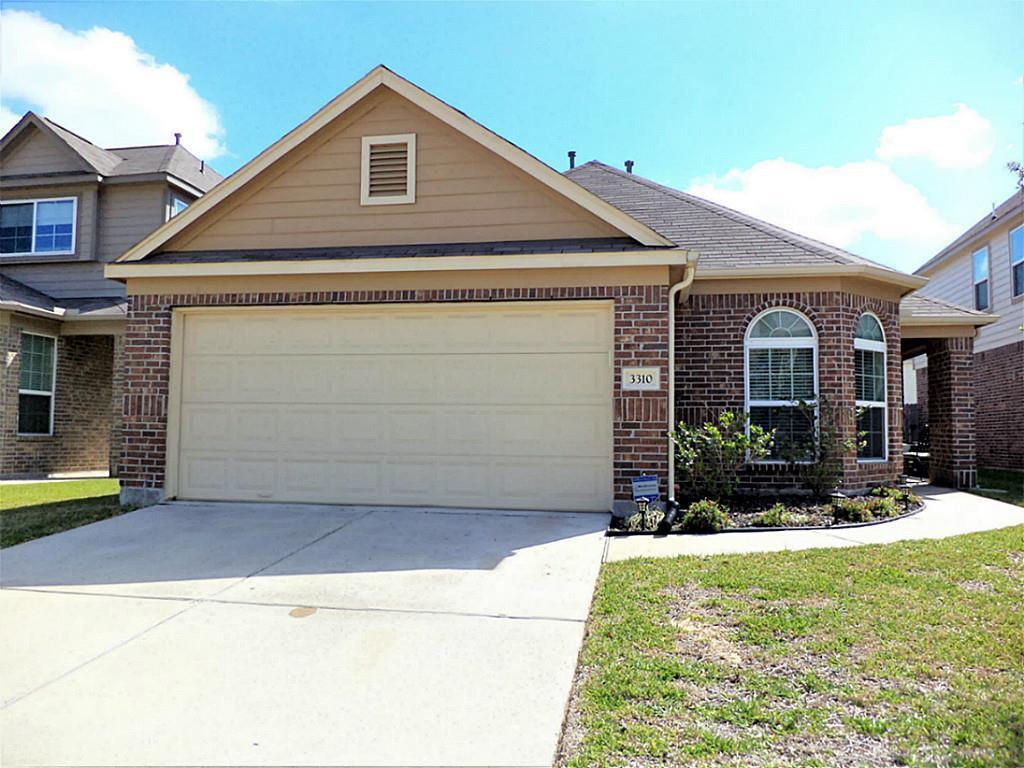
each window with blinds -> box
[360,134,416,205]
[854,313,887,461]
[745,309,818,460]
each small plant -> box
[783,396,858,498]
[870,486,922,509]
[752,502,809,528]
[865,495,899,519]
[681,499,732,533]
[829,497,874,523]
[670,411,774,500]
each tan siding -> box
[97,183,173,262]
[168,88,622,252]
[0,126,88,176]
[1,183,98,261]
[919,212,1024,353]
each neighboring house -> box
[105,66,990,512]
[0,112,222,478]
[909,191,1023,471]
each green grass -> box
[971,469,1024,508]
[559,526,1024,767]
[1,479,129,548]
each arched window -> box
[745,309,818,460]
[855,313,886,460]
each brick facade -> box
[674,291,903,491]
[121,286,670,507]
[926,336,976,487]
[975,341,1023,471]
[1,314,116,477]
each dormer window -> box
[360,134,416,205]
[0,197,76,256]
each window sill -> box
[16,433,54,440]
[856,458,889,464]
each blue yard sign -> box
[631,475,660,503]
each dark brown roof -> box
[144,237,661,264]
[914,189,1024,275]
[567,161,907,274]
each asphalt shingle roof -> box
[0,274,58,312]
[899,292,994,321]
[9,114,224,192]
[567,161,906,274]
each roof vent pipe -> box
[568,150,576,169]
[625,160,634,174]
[174,132,182,145]
[200,160,205,173]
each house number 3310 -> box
[621,367,660,391]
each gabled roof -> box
[899,292,996,326]
[567,161,924,289]
[117,65,673,262]
[0,111,222,192]
[914,189,1024,276]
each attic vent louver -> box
[361,133,416,205]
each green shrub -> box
[681,499,732,533]
[869,486,922,508]
[781,396,858,498]
[669,411,774,500]
[752,502,809,528]
[829,497,874,523]
[865,495,899,519]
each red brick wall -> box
[926,336,976,487]
[121,286,670,504]
[674,291,903,491]
[1,317,114,477]
[974,341,1023,471]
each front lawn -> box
[971,469,1024,508]
[1,479,127,548]
[559,526,1024,767]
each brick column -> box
[109,333,125,477]
[926,336,976,488]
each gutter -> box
[666,259,697,504]
[0,300,65,320]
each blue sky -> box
[1,1,1021,271]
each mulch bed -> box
[609,493,926,535]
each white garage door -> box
[174,302,613,511]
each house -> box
[105,66,991,512]
[908,191,1023,471]
[0,113,222,478]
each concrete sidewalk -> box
[604,486,1024,561]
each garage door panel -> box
[177,302,614,511]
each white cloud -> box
[0,104,20,137]
[688,158,957,251]
[0,11,225,158]
[875,104,991,169]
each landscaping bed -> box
[611,487,926,535]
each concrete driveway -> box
[0,502,606,767]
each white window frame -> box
[971,245,990,310]
[854,312,887,463]
[744,308,819,464]
[17,332,57,436]
[360,133,416,206]
[1010,223,1024,298]
[168,194,190,220]
[0,197,78,257]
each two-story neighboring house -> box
[0,112,222,478]
[909,189,1023,471]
